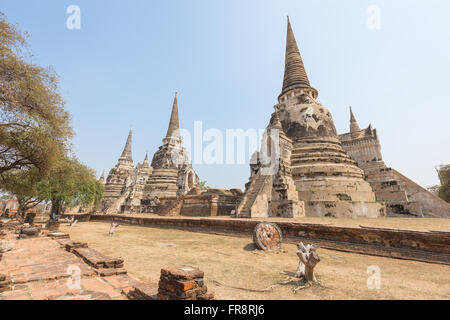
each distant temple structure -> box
[101,93,199,214]
[339,107,450,217]
[100,93,241,216]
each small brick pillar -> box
[158,266,215,300]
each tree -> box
[38,156,103,220]
[0,12,72,179]
[198,180,210,190]
[0,167,43,220]
[436,165,450,203]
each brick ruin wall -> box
[340,130,450,218]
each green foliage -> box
[0,12,72,179]
[436,164,450,203]
[198,180,210,190]
[38,156,103,217]
[438,184,450,203]
[0,167,43,216]
[0,12,78,218]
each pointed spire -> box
[120,127,133,163]
[279,17,317,101]
[99,171,105,181]
[349,107,361,133]
[165,92,180,140]
[143,152,149,167]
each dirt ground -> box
[61,222,450,300]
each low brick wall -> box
[87,214,450,265]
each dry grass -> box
[61,222,450,300]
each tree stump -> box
[295,242,320,283]
[109,223,119,236]
[253,223,282,251]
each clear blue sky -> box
[2,0,449,190]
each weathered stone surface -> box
[0,240,14,253]
[72,247,124,269]
[126,282,158,300]
[339,108,450,218]
[47,232,70,239]
[237,113,304,218]
[253,223,283,251]
[0,233,153,300]
[160,266,204,281]
[157,266,214,300]
[100,93,200,215]
[238,18,383,219]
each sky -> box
[1,0,449,190]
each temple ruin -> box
[340,107,450,217]
[101,93,200,214]
[100,18,449,219]
[100,93,240,217]
[237,18,385,218]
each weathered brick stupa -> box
[340,108,450,218]
[141,92,199,205]
[101,93,199,214]
[101,128,136,211]
[238,18,385,218]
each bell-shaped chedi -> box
[151,92,189,170]
[275,18,384,218]
[145,92,198,200]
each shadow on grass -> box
[243,243,257,251]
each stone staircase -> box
[105,188,132,215]
[237,172,270,217]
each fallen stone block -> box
[72,247,123,269]
[94,268,127,277]
[125,283,158,300]
[17,226,42,239]
[47,232,70,239]
[57,239,88,252]
[0,240,14,253]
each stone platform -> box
[86,214,450,265]
[0,228,152,300]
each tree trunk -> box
[295,242,321,283]
[50,199,62,221]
